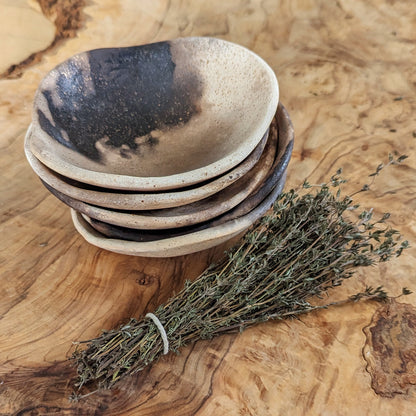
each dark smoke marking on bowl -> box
[37,41,203,162]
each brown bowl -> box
[84,173,287,242]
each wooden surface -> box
[1,0,415,414]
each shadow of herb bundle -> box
[71,155,409,399]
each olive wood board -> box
[1,1,415,415]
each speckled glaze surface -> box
[76,104,294,242]
[39,107,287,229]
[29,37,279,190]
[24,126,269,210]
[70,177,285,257]
[40,120,277,229]
[84,175,287,242]
[201,104,293,225]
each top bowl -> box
[29,37,279,191]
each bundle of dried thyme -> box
[71,155,409,398]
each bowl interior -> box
[30,37,279,189]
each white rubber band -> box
[145,313,169,355]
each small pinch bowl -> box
[70,178,285,257]
[41,123,276,229]
[71,104,294,253]
[24,127,269,211]
[29,37,279,191]
[84,173,287,242]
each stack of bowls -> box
[25,37,294,257]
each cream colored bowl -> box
[75,104,294,241]
[24,126,269,210]
[29,37,279,190]
[70,179,285,257]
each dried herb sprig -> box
[71,155,409,398]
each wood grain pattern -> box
[1,0,84,78]
[1,0,415,415]
[363,300,416,398]
[0,0,54,75]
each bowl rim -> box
[70,178,285,257]
[38,119,278,230]
[74,103,294,236]
[29,37,279,191]
[24,125,269,210]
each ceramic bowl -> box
[24,126,269,210]
[40,115,278,229]
[70,177,285,257]
[84,173,287,242]
[29,37,279,190]
[211,104,293,223]
[78,104,294,241]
